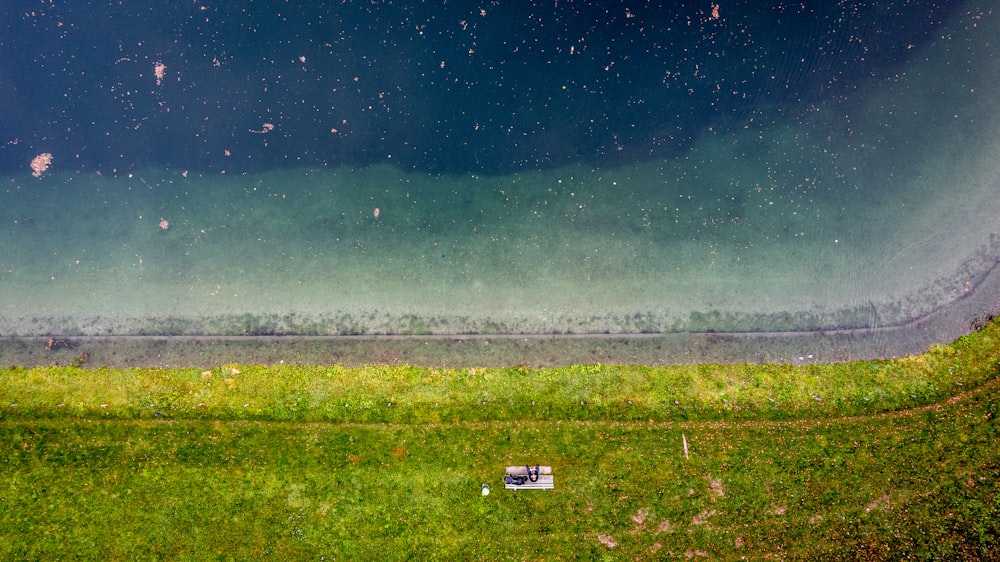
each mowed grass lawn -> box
[1,322,998,560]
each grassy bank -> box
[0,321,998,559]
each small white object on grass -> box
[481,484,490,496]
[682,433,689,460]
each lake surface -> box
[2,1,998,363]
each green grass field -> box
[1,321,998,560]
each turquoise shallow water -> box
[1,2,998,362]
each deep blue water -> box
[2,1,998,352]
[1,1,955,175]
